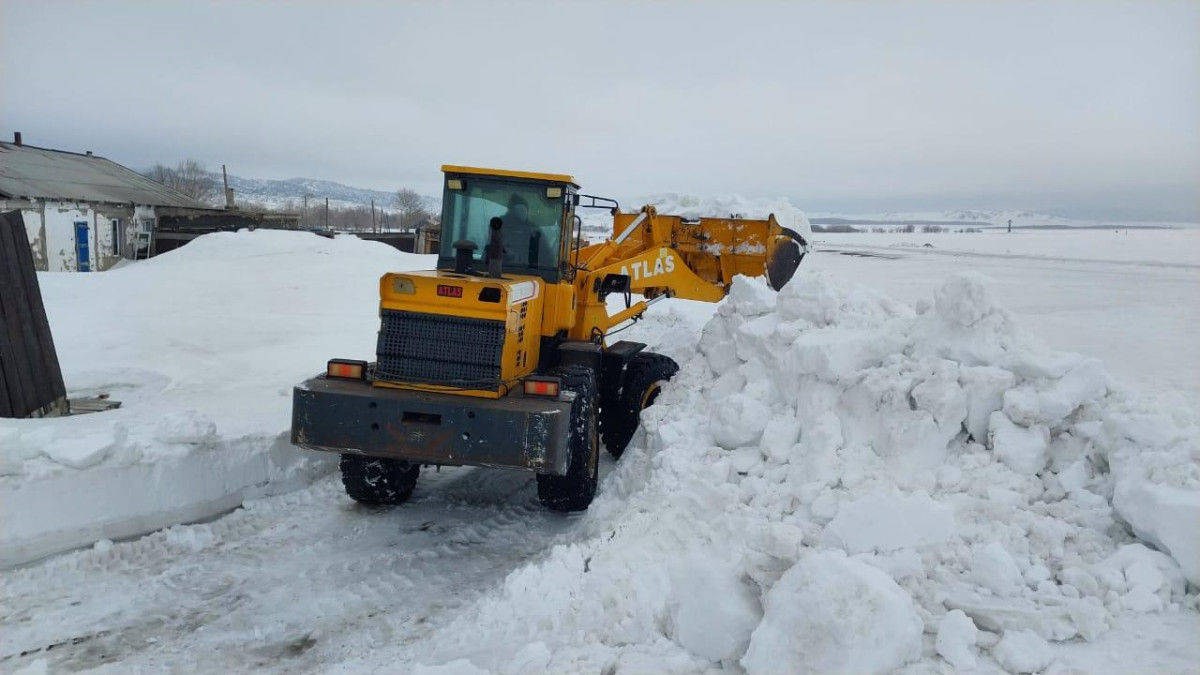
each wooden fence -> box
[0,209,67,418]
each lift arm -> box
[570,205,810,341]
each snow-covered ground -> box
[808,208,1191,230]
[0,232,432,567]
[817,229,1200,410]
[818,228,1200,267]
[2,213,1198,674]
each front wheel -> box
[600,352,679,459]
[340,454,419,505]
[537,365,599,512]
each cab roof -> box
[441,165,579,188]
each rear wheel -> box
[340,454,419,505]
[600,352,679,459]
[537,365,599,512]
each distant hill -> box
[203,175,1185,231]
[808,209,1075,228]
[808,209,1188,230]
[214,173,428,212]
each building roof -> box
[0,141,210,209]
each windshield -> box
[439,177,567,279]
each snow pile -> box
[646,192,814,242]
[0,231,430,566]
[404,271,1197,673]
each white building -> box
[0,133,230,272]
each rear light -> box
[327,359,367,380]
[523,377,561,397]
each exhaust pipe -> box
[452,240,478,273]
[487,217,504,278]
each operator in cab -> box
[501,194,555,269]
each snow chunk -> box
[934,272,1001,327]
[972,542,1025,597]
[989,412,1050,475]
[825,490,955,553]
[1112,479,1200,587]
[154,411,218,444]
[992,629,1054,673]
[936,609,979,669]
[668,558,762,662]
[960,366,1016,442]
[502,642,551,675]
[946,595,1081,642]
[758,413,801,463]
[412,659,490,675]
[42,424,127,469]
[727,275,778,316]
[710,393,769,449]
[742,552,923,675]
[1093,544,1187,613]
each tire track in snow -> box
[1,467,584,673]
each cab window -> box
[439,177,565,280]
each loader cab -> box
[438,166,579,283]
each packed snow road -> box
[1,467,582,672]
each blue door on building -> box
[74,222,90,272]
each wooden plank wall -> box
[0,210,67,418]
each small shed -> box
[0,133,296,271]
[414,218,440,254]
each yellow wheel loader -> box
[291,166,808,511]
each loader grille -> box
[375,310,505,387]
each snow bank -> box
[0,231,431,566]
[403,270,1197,673]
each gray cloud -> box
[3,1,1197,220]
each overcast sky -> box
[2,1,1197,220]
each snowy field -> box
[816,229,1200,410]
[2,214,1198,674]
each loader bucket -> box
[766,227,808,291]
[608,207,811,302]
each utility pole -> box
[1007,219,1012,234]
[371,199,377,233]
[325,197,329,230]
[222,164,234,209]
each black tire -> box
[600,352,679,459]
[340,454,419,505]
[536,365,599,512]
